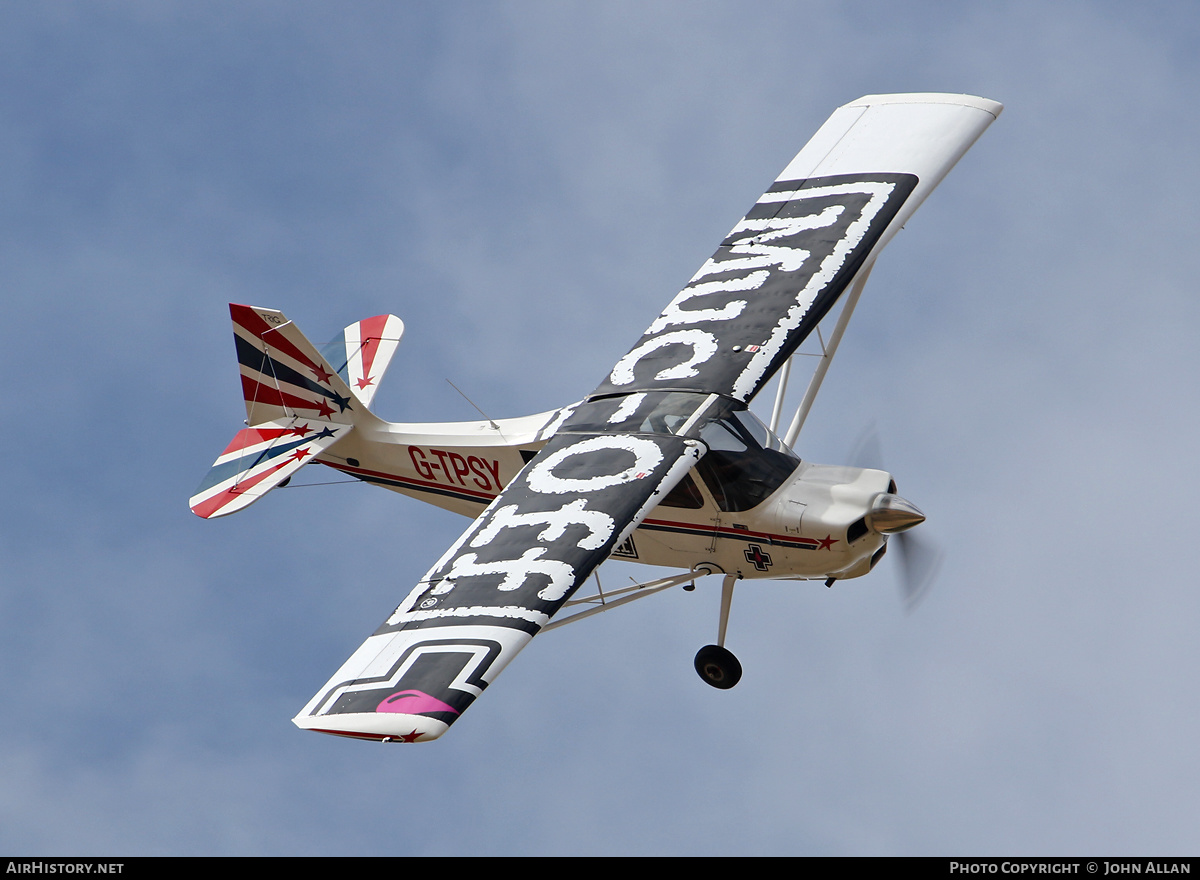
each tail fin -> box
[190,304,361,519]
[319,314,404,409]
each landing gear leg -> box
[717,572,735,648]
[695,573,743,689]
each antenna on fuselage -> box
[445,378,502,434]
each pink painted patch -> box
[377,690,460,716]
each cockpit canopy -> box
[691,406,797,511]
[563,391,800,512]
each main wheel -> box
[694,644,742,689]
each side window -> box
[658,472,706,509]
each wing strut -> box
[541,568,718,632]
[783,261,875,448]
[768,357,792,435]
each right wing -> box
[294,429,704,742]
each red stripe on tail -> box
[356,314,391,383]
[229,304,322,375]
[189,460,292,518]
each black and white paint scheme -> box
[594,174,917,403]
[296,430,705,740]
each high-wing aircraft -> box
[191,93,1001,742]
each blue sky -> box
[2,1,1199,855]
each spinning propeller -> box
[851,424,944,611]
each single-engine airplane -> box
[191,93,1001,742]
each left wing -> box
[294,430,704,742]
[591,93,1001,404]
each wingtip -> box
[292,711,450,744]
[846,92,1003,118]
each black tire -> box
[694,644,742,689]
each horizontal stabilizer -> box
[189,419,352,519]
[231,303,360,427]
[320,314,404,409]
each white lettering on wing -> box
[526,435,665,493]
[435,548,577,602]
[731,181,896,400]
[645,271,765,335]
[384,434,674,615]
[470,499,616,551]
[608,329,719,386]
[607,392,646,424]
[606,192,867,393]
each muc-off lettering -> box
[604,176,913,403]
[384,434,677,627]
[430,436,662,602]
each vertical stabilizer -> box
[320,314,405,409]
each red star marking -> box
[289,423,312,437]
[290,448,312,463]
[816,534,837,551]
[355,375,375,390]
[397,729,422,743]
[312,398,336,418]
[311,364,334,384]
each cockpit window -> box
[694,408,798,512]
[658,471,706,509]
